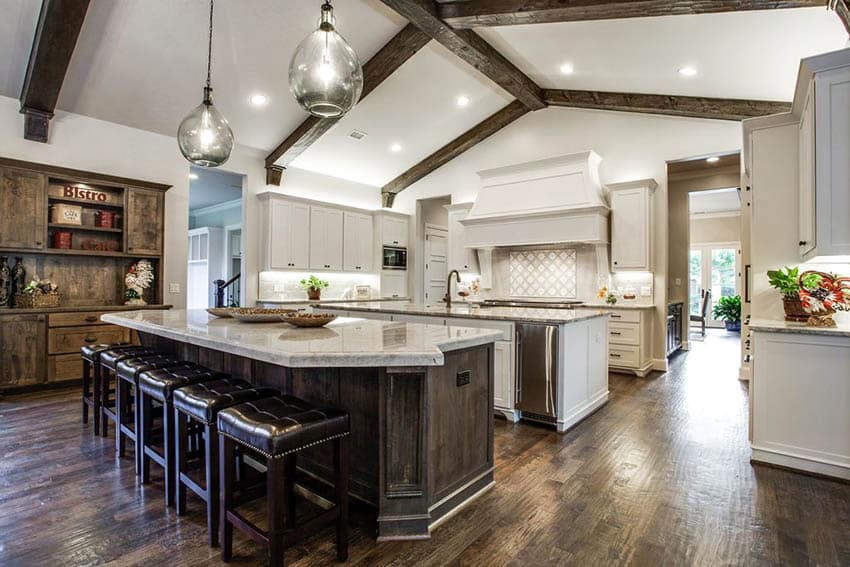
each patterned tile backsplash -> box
[509,249,577,298]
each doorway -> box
[689,243,740,328]
[415,195,451,303]
[424,225,448,304]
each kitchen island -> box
[102,310,503,540]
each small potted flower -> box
[767,266,807,322]
[712,295,741,332]
[300,275,329,301]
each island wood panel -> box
[126,187,164,255]
[0,167,46,250]
[0,314,47,387]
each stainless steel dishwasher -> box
[515,323,559,424]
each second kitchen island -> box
[102,310,503,541]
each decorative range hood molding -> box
[460,151,610,247]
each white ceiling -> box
[478,8,848,101]
[0,0,40,101]
[288,40,514,187]
[690,188,740,215]
[189,166,243,211]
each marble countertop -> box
[258,297,410,305]
[318,301,610,325]
[748,318,850,337]
[575,302,655,310]
[102,310,503,368]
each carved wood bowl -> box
[231,308,297,323]
[281,313,338,328]
[206,307,235,318]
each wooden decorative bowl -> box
[206,307,235,318]
[282,313,337,328]
[231,308,297,323]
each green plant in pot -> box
[767,266,807,322]
[300,275,329,301]
[712,295,741,332]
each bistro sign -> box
[48,183,120,205]
[63,185,109,202]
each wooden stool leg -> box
[175,408,188,516]
[284,454,296,529]
[334,437,349,562]
[100,369,111,438]
[205,424,220,547]
[267,457,286,567]
[116,375,126,457]
[164,399,175,508]
[133,382,142,475]
[82,359,90,424]
[219,435,235,563]
[139,391,152,484]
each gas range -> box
[480,298,584,309]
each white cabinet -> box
[609,179,656,272]
[798,82,816,257]
[261,196,310,270]
[493,341,513,412]
[381,214,408,247]
[310,206,343,270]
[343,211,373,272]
[380,271,407,298]
[446,203,480,273]
[574,307,653,377]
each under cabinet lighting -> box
[706,156,720,163]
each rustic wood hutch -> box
[0,157,171,392]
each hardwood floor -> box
[1,333,848,566]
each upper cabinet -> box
[446,203,479,273]
[126,187,164,256]
[609,179,656,272]
[798,64,850,261]
[261,195,310,270]
[381,214,408,247]
[310,205,343,270]
[343,211,373,272]
[0,167,45,250]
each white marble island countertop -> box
[749,318,850,337]
[318,301,610,325]
[102,310,503,368]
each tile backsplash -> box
[509,249,577,298]
[258,271,379,302]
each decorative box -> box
[96,210,115,228]
[51,203,82,225]
[14,292,60,309]
[53,231,73,249]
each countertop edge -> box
[749,318,850,338]
[319,303,610,325]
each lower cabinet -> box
[574,307,654,377]
[0,314,47,388]
[666,302,683,356]
[493,341,514,413]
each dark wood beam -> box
[264,23,430,176]
[381,100,530,207]
[543,89,791,121]
[439,0,828,28]
[834,0,850,34]
[378,0,546,110]
[19,0,90,142]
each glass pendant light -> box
[177,0,234,167]
[289,1,364,118]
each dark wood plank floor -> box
[1,331,848,566]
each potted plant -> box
[712,295,741,332]
[300,275,329,301]
[767,266,807,322]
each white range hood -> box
[460,151,610,248]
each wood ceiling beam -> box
[833,0,850,34]
[378,0,546,110]
[439,0,829,28]
[264,23,430,181]
[381,100,530,207]
[543,89,791,120]
[19,0,91,142]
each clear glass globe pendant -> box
[289,1,363,118]
[177,0,234,167]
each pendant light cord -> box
[206,0,214,88]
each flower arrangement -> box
[597,285,617,305]
[299,275,329,300]
[22,276,58,295]
[797,270,850,327]
[125,260,154,305]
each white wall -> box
[393,106,742,364]
[690,214,741,245]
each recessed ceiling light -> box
[559,63,574,75]
[456,95,470,107]
[706,156,720,163]
[248,93,269,107]
[678,66,698,77]
[188,172,199,180]
[390,143,403,153]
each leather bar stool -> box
[81,343,130,435]
[99,346,161,438]
[115,354,185,473]
[137,364,225,507]
[172,378,278,546]
[217,395,350,565]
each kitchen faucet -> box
[444,269,461,307]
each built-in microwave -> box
[382,246,407,270]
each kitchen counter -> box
[257,297,410,305]
[576,302,655,310]
[748,318,850,337]
[318,301,610,325]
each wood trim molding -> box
[381,100,530,207]
[543,89,792,121]
[189,198,242,218]
[264,24,430,172]
[439,0,828,28]
[378,0,545,110]
[19,0,90,142]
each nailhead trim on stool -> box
[216,395,350,565]
[172,378,278,547]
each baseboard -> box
[557,390,608,432]
[751,447,850,481]
[494,408,520,422]
[0,378,81,396]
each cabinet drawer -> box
[608,322,639,346]
[48,325,129,355]
[608,345,639,368]
[49,311,107,327]
[48,354,83,381]
[605,310,641,323]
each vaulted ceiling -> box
[1,1,848,192]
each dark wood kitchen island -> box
[102,309,503,541]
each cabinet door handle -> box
[610,331,621,335]
[610,353,621,358]
[84,336,98,343]
[85,316,98,322]
[613,261,618,265]
[798,240,807,246]
[610,314,622,319]
[36,241,42,246]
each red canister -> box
[53,231,72,249]
[96,210,115,228]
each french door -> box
[689,243,740,328]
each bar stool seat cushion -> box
[81,343,130,361]
[138,365,225,402]
[100,346,159,370]
[116,354,182,383]
[217,395,350,458]
[173,378,278,425]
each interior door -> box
[690,244,740,328]
[424,226,448,304]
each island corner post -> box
[134,330,496,541]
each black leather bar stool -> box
[81,343,130,435]
[138,364,225,507]
[217,395,350,565]
[99,346,161,437]
[115,354,184,473]
[172,378,278,546]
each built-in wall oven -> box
[382,245,407,270]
